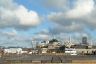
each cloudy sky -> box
[0,0,96,47]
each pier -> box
[4,54,96,64]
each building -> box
[69,35,71,48]
[89,41,92,46]
[4,48,22,54]
[36,42,41,48]
[69,35,71,44]
[41,48,48,53]
[64,35,72,48]
[82,37,87,44]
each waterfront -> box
[4,54,96,64]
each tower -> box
[82,37,87,44]
[69,35,71,48]
[53,35,55,39]
[69,35,71,44]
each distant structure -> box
[45,40,49,44]
[53,35,55,39]
[36,42,40,48]
[64,35,71,48]
[69,35,71,44]
[89,41,92,46]
[69,35,71,48]
[82,37,87,44]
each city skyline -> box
[0,0,96,47]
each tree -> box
[41,46,48,48]
[49,39,58,43]
[59,45,66,53]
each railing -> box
[0,51,28,63]
[35,53,71,55]
[0,51,4,63]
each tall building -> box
[82,37,87,44]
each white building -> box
[45,40,49,44]
[4,48,28,54]
[41,48,48,53]
[4,48,22,54]
[65,48,77,55]
[64,35,72,48]
[89,41,92,46]
[36,35,63,48]
[36,42,41,48]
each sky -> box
[0,0,96,47]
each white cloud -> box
[56,34,69,42]
[0,38,5,41]
[73,33,92,43]
[90,38,96,45]
[34,34,52,41]
[41,0,68,10]
[1,29,18,37]
[73,33,91,39]
[34,29,49,34]
[0,0,42,30]
[47,0,96,34]
[66,0,94,18]
[82,33,89,37]
[73,33,81,39]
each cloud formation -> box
[34,29,49,35]
[0,0,42,30]
[1,29,96,46]
[42,0,69,10]
[47,0,96,34]
[1,29,18,37]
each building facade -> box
[82,37,87,44]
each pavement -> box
[5,55,96,63]
[0,62,4,64]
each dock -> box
[5,55,96,64]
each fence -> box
[0,51,28,63]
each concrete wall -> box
[6,63,96,64]
[35,53,70,55]
[76,49,96,53]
